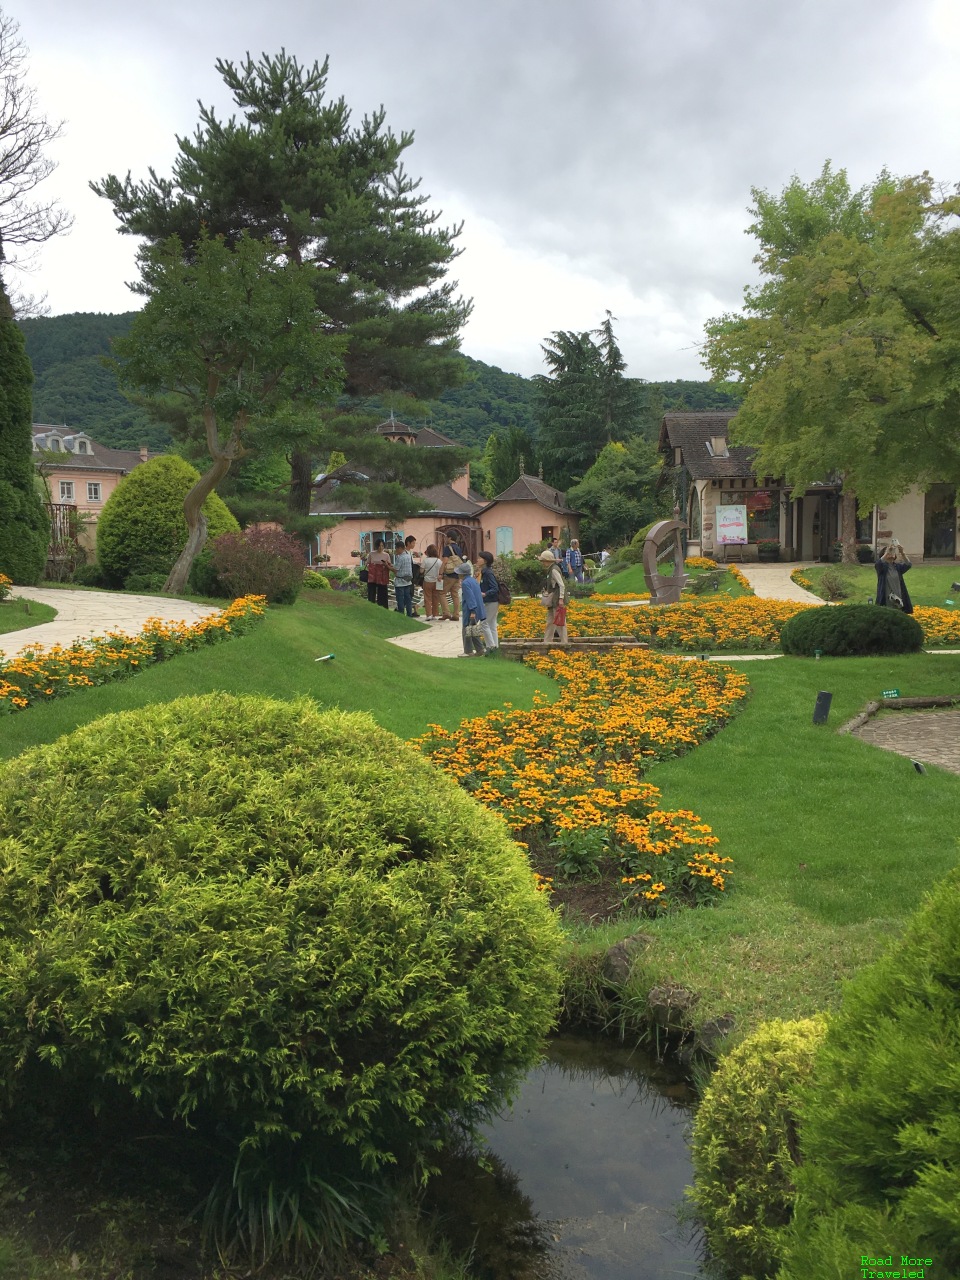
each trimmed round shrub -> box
[303,568,331,590]
[0,695,561,1174]
[211,526,305,604]
[689,1017,826,1278]
[776,868,960,1278]
[96,455,239,588]
[779,603,923,656]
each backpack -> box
[496,579,512,605]
[411,561,424,586]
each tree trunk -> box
[840,487,859,565]
[288,449,314,517]
[163,455,232,595]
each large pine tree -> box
[0,280,48,584]
[92,51,471,516]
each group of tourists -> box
[362,540,509,656]
[362,535,583,655]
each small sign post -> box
[813,691,833,725]
[882,688,900,699]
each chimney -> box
[139,445,149,462]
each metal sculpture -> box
[642,516,688,604]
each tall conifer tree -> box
[0,279,48,583]
[93,51,470,517]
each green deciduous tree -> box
[93,50,471,515]
[565,438,664,551]
[0,281,47,582]
[112,231,339,593]
[535,313,645,489]
[704,164,960,561]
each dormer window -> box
[76,439,89,455]
[705,436,729,458]
[49,438,62,451]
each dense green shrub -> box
[491,554,515,593]
[211,527,305,604]
[303,568,331,590]
[187,548,228,598]
[689,1017,826,1278]
[0,695,561,1177]
[124,572,168,594]
[96,455,239,588]
[0,292,49,585]
[71,562,109,588]
[779,603,923,657]
[776,869,960,1278]
[320,566,352,585]
[511,557,549,596]
[856,542,874,564]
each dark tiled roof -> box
[373,420,461,448]
[312,479,483,519]
[32,426,152,474]
[658,412,757,480]
[485,473,578,514]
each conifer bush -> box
[779,602,923,656]
[688,1017,826,1278]
[95,455,239,588]
[0,695,561,1178]
[775,868,960,1278]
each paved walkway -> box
[0,587,218,659]
[854,708,960,775]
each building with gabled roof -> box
[309,420,580,565]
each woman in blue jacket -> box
[478,551,500,650]
[455,561,486,655]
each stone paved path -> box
[853,708,960,775]
[1,587,218,660]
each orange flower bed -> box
[499,595,810,650]
[417,648,747,913]
[0,596,266,715]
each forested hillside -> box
[19,313,741,454]
[19,312,172,452]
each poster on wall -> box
[717,504,748,544]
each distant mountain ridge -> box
[19,312,740,453]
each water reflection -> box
[427,1035,703,1280]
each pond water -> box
[427,1034,705,1280]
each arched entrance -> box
[435,523,481,561]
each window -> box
[688,488,702,540]
[76,440,89,455]
[721,489,779,542]
[495,526,514,556]
[359,530,405,556]
[59,481,74,501]
[540,526,555,542]
[87,482,102,503]
[49,438,62,451]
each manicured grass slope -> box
[609,650,960,1033]
[0,592,555,760]
[803,561,960,608]
[598,561,751,598]
[0,598,57,636]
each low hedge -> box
[689,1017,826,1278]
[780,603,924,657]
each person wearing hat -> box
[455,560,486,655]
[539,548,569,645]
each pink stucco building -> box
[32,425,153,553]
[310,421,580,565]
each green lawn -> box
[801,561,960,608]
[0,597,57,636]
[596,561,751,598]
[0,591,555,760]
[585,648,960,1036]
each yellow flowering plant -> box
[0,574,12,602]
[0,596,266,715]
[417,647,747,914]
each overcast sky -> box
[11,0,960,381]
